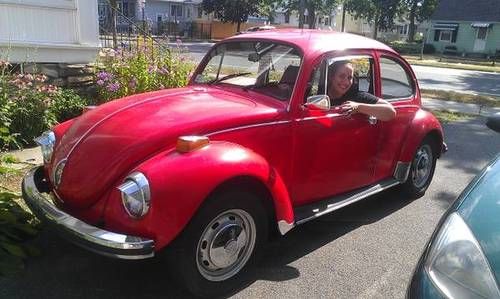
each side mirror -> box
[486,112,500,133]
[304,95,331,110]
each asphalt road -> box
[1,116,499,299]
[178,42,500,97]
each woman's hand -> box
[340,101,360,115]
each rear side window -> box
[380,57,414,100]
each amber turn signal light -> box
[176,136,210,153]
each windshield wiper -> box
[209,72,252,84]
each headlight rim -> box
[118,172,151,219]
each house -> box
[0,0,99,63]
[98,0,204,35]
[428,0,500,56]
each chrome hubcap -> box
[411,144,433,188]
[196,209,256,281]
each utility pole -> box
[341,4,346,32]
[298,0,305,29]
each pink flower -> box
[96,79,105,86]
[106,82,120,92]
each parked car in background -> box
[407,113,500,299]
[22,29,446,298]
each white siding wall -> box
[0,0,100,63]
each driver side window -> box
[305,56,375,104]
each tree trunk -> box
[308,6,316,29]
[372,12,379,39]
[237,21,241,33]
[407,1,418,42]
[109,0,118,49]
[298,0,305,29]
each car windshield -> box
[194,41,302,102]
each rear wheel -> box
[401,137,437,198]
[166,191,268,298]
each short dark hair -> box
[328,60,353,76]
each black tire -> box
[165,191,268,298]
[401,136,438,198]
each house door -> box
[473,27,488,52]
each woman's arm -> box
[341,99,396,121]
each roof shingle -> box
[432,0,500,22]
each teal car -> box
[407,113,500,299]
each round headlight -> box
[117,172,150,219]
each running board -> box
[294,178,400,225]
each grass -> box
[430,110,474,124]
[421,89,500,108]
[404,55,500,73]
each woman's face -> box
[330,63,354,96]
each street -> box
[179,42,500,97]
[1,116,499,298]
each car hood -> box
[457,155,500,285]
[51,86,283,208]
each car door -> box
[371,52,419,182]
[291,52,382,206]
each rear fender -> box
[398,109,445,163]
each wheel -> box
[166,191,268,298]
[401,137,438,198]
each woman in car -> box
[328,60,396,121]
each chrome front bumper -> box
[21,166,155,260]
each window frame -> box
[378,54,416,102]
[303,53,377,105]
[439,30,452,42]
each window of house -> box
[198,7,203,18]
[380,56,414,100]
[171,5,183,17]
[439,30,452,42]
[187,7,191,18]
[324,17,329,26]
[477,27,487,40]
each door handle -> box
[368,116,377,125]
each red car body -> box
[22,29,446,296]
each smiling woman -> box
[194,41,303,101]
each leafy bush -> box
[96,44,195,101]
[0,191,40,276]
[423,44,436,54]
[0,60,88,148]
[389,41,421,54]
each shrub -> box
[0,60,88,148]
[389,41,421,54]
[96,43,195,101]
[0,191,40,276]
[423,44,436,54]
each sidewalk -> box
[422,98,500,116]
[4,98,499,164]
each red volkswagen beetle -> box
[22,29,446,297]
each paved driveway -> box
[1,116,499,299]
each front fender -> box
[106,141,294,251]
[398,109,445,162]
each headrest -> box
[279,65,300,85]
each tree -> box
[107,0,118,49]
[404,0,438,42]
[202,0,261,32]
[344,0,403,39]
[282,0,338,29]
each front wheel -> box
[401,137,437,198]
[166,191,268,298]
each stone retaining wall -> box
[23,63,98,100]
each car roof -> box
[225,29,396,57]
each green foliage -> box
[344,0,403,38]
[283,0,339,29]
[96,45,195,102]
[1,154,19,164]
[389,41,421,54]
[202,0,261,29]
[0,191,40,276]
[0,60,87,148]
